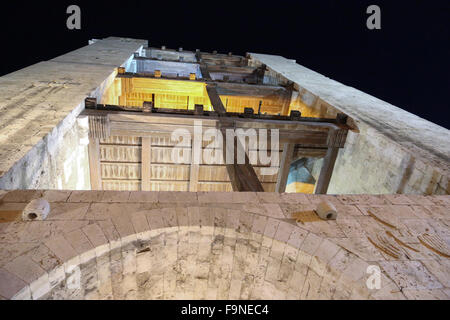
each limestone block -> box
[22,198,50,221]
[314,201,335,220]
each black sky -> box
[1,0,449,129]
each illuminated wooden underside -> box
[98,135,280,192]
[85,107,346,193]
[102,77,293,115]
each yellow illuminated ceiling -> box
[102,76,295,115]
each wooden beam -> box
[215,82,288,98]
[189,135,201,192]
[83,108,342,148]
[293,147,328,159]
[207,84,264,191]
[206,65,258,74]
[255,64,266,84]
[88,138,102,190]
[141,137,152,191]
[200,65,211,80]
[315,139,340,194]
[189,163,200,192]
[221,129,264,192]
[275,143,294,192]
[206,85,227,114]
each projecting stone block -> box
[316,201,338,220]
[22,198,50,221]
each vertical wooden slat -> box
[275,143,294,193]
[315,146,339,194]
[315,127,342,194]
[141,137,152,191]
[88,138,102,190]
[189,135,201,192]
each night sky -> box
[1,1,449,129]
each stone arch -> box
[8,214,380,300]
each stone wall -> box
[249,53,450,195]
[329,127,448,194]
[0,113,90,190]
[0,37,147,190]
[0,190,449,300]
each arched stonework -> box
[29,226,376,300]
[0,190,449,300]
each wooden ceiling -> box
[88,48,349,193]
[97,134,279,192]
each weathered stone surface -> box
[249,53,450,195]
[0,37,147,190]
[0,190,448,300]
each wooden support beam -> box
[88,114,110,140]
[207,84,264,192]
[214,82,288,98]
[83,108,343,148]
[206,65,258,74]
[200,65,211,80]
[206,85,227,114]
[221,127,264,192]
[315,129,341,194]
[189,135,201,192]
[141,137,152,191]
[255,64,266,84]
[189,164,200,192]
[88,138,102,190]
[275,143,295,192]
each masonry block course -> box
[0,190,448,300]
[0,37,147,190]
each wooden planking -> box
[100,145,141,162]
[88,138,102,190]
[275,143,295,193]
[101,163,141,180]
[89,108,346,193]
[103,180,140,191]
[198,165,229,182]
[103,179,190,192]
[141,137,152,191]
[219,95,289,115]
[207,65,257,74]
[100,136,141,145]
[121,77,206,96]
[151,147,191,164]
[293,147,327,159]
[101,163,190,181]
[198,182,233,192]
[151,164,190,181]
[148,181,189,191]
